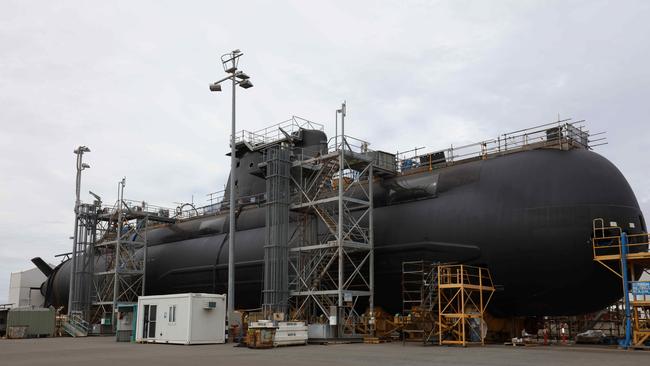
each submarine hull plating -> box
[45,148,645,316]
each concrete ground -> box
[0,337,648,366]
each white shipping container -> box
[135,293,226,345]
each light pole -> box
[209,49,254,323]
[68,146,90,316]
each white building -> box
[135,293,226,345]
[8,267,47,308]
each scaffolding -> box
[288,135,379,337]
[401,261,438,343]
[437,264,495,346]
[399,262,495,346]
[591,218,650,348]
[91,183,174,330]
[67,201,100,335]
[262,144,291,317]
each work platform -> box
[591,218,650,348]
[236,109,396,338]
[67,184,177,335]
[400,261,495,346]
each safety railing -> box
[591,219,650,260]
[396,119,598,174]
[328,135,371,155]
[172,192,267,220]
[233,116,324,146]
[98,199,174,219]
[437,265,494,288]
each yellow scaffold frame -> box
[437,264,495,346]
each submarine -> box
[38,121,646,317]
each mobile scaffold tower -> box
[591,218,650,349]
[437,264,495,346]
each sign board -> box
[632,282,650,295]
[344,292,353,302]
[328,315,337,325]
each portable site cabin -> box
[135,293,226,345]
[6,306,55,338]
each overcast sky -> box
[1,0,649,303]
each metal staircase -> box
[63,313,90,337]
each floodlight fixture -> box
[235,72,250,80]
[209,83,222,92]
[238,79,253,89]
[221,50,243,74]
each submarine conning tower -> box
[223,118,329,199]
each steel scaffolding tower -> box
[67,201,100,334]
[262,144,291,317]
[437,264,495,346]
[401,261,439,343]
[288,136,376,337]
[92,182,174,329]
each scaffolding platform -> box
[92,198,174,328]
[399,262,495,346]
[287,134,378,338]
[591,218,650,348]
[67,185,176,334]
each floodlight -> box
[209,83,222,92]
[238,79,253,89]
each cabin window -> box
[168,305,176,323]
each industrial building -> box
[8,266,47,308]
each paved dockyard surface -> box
[1,337,648,366]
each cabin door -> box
[142,304,157,339]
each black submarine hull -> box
[44,147,645,316]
